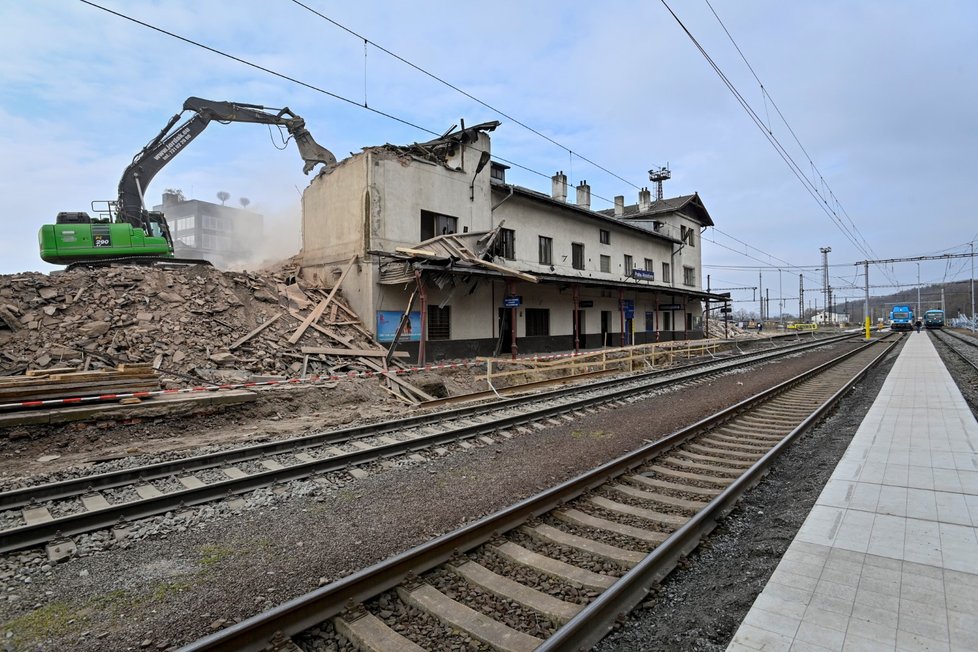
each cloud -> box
[3,0,978,308]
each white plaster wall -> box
[491,194,698,290]
[371,134,494,250]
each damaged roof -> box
[370,120,501,167]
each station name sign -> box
[503,295,522,308]
[631,269,655,281]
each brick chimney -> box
[551,171,568,202]
[614,195,624,217]
[576,180,591,210]
[638,187,652,212]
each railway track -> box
[0,332,855,555]
[178,332,899,652]
[932,328,978,372]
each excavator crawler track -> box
[65,257,212,271]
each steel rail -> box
[932,330,978,373]
[0,333,852,512]
[176,334,895,652]
[537,336,898,650]
[0,334,857,553]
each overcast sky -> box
[3,1,977,317]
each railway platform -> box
[727,332,978,651]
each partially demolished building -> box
[300,122,721,359]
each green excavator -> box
[38,97,335,268]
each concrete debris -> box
[0,260,389,387]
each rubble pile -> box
[705,317,751,339]
[0,262,384,386]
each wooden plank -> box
[287,256,357,345]
[26,367,77,377]
[394,246,441,258]
[229,313,282,350]
[0,389,256,426]
[358,357,435,402]
[301,347,409,358]
[378,382,416,405]
[460,253,539,283]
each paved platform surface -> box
[727,332,978,652]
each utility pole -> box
[916,262,921,318]
[758,271,763,321]
[863,262,870,339]
[972,240,976,332]
[779,269,784,324]
[706,274,710,338]
[820,246,831,325]
[799,274,804,323]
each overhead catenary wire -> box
[287,0,644,192]
[285,0,853,284]
[80,0,907,298]
[702,0,882,268]
[662,0,898,286]
[74,0,633,214]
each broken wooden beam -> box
[229,313,282,350]
[287,255,357,345]
[358,357,435,402]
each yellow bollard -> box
[865,316,871,340]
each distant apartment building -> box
[154,190,263,269]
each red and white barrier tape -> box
[0,359,484,411]
[1,350,599,411]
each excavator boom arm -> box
[116,97,336,232]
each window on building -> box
[644,258,654,272]
[662,262,671,284]
[490,163,507,183]
[599,229,610,245]
[525,308,550,336]
[681,225,696,247]
[203,215,224,231]
[572,243,585,270]
[492,228,516,260]
[427,305,451,340]
[663,311,672,331]
[645,311,655,331]
[178,217,195,231]
[538,236,553,265]
[600,255,611,273]
[624,255,634,275]
[683,266,695,286]
[176,234,196,247]
[420,210,458,241]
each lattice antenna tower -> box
[648,165,672,201]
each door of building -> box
[574,309,587,349]
[600,310,612,346]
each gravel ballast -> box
[0,339,880,651]
[595,339,907,651]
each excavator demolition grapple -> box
[38,97,336,268]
